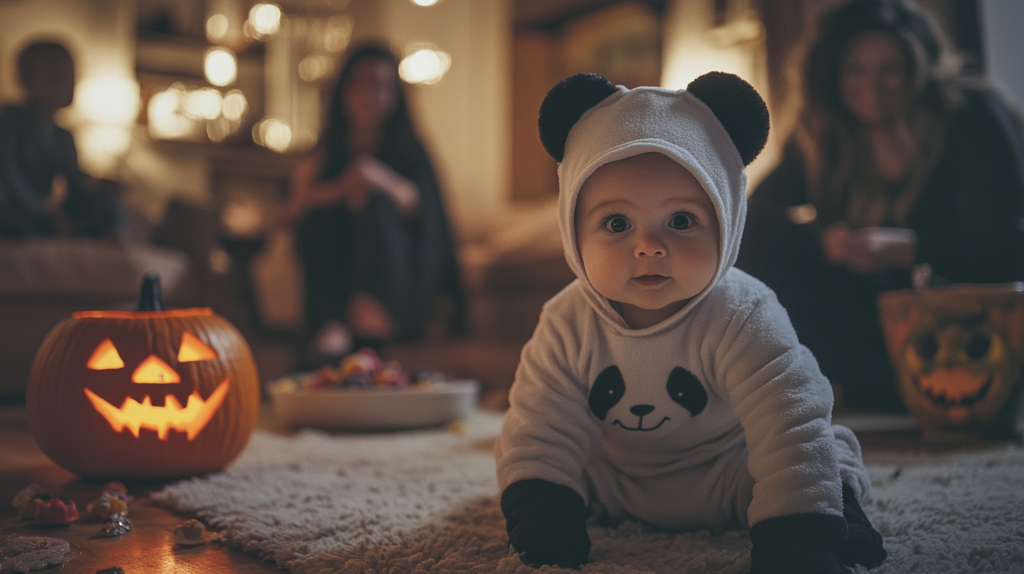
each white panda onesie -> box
[494,81,871,533]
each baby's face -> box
[575,152,720,329]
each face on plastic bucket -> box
[877,283,1024,438]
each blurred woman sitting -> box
[284,43,463,363]
[736,0,1024,411]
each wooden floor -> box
[1,404,1019,573]
[0,406,283,573]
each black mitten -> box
[500,479,591,568]
[749,512,848,574]
[836,483,887,568]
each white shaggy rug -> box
[152,411,1024,574]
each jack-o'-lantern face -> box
[901,317,1017,424]
[26,276,261,480]
[878,285,1024,437]
[83,331,229,441]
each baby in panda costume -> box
[494,72,887,573]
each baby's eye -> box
[669,213,694,230]
[604,216,630,233]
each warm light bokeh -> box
[249,3,282,37]
[398,47,451,85]
[253,118,293,152]
[148,86,194,139]
[204,47,238,86]
[75,76,140,126]
[148,82,247,143]
[206,13,229,42]
[221,90,248,121]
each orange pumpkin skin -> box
[26,308,260,480]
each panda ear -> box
[538,73,618,162]
[686,72,770,166]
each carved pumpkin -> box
[26,274,260,480]
[878,284,1024,439]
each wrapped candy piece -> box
[339,348,382,380]
[372,362,410,387]
[11,484,46,511]
[173,518,207,546]
[87,495,129,520]
[100,482,133,504]
[96,568,125,574]
[99,514,133,538]
[18,496,50,520]
[341,373,373,388]
[308,365,342,389]
[34,499,79,525]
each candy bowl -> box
[267,348,479,431]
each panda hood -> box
[540,72,769,336]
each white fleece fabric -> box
[494,84,871,530]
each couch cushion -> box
[0,238,189,300]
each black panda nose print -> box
[667,367,708,416]
[630,404,655,417]
[589,365,625,421]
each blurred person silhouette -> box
[737,0,1024,412]
[283,43,464,363]
[0,40,123,239]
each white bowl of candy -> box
[267,348,479,430]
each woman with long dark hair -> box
[285,43,463,360]
[737,0,1024,411]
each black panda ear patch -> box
[538,73,618,162]
[686,72,770,166]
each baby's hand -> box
[749,513,848,574]
[500,479,590,568]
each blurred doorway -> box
[511,0,666,202]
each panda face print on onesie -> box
[589,364,709,433]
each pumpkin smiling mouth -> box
[84,378,231,441]
[913,370,992,406]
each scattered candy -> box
[100,482,133,504]
[99,514,133,538]
[0,536,77,572]
[338,348,381,380]
[33,499,79,525]
[10,484,45,511]
[87,494,129,520]
[173,519,206,546]
[372,362,410,387]
[17,496,49,521]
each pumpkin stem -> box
[137,273,165,311]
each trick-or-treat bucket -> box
[877,283,1024,440]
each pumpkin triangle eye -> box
[178,331,218,362]
[87,338,125,370]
